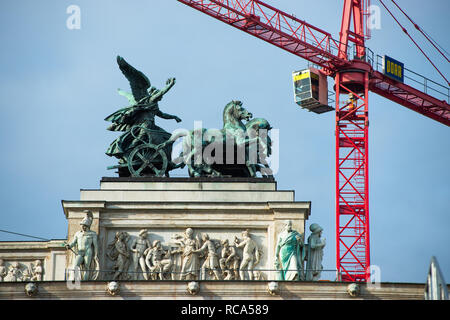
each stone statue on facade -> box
[234,229,260,280]
[219,239,240,280]
[305,223,326,281]
[0,259,6,281]
[107,231,131,280]
[5,262,23,282]
[194,233,222,280]
[130,229,151,280]
[274,220,306,281]
[30,260,43,281]
[173,228,201,280]
[65,210,99,281]
[21,266,32,282]
[145,240,176,280]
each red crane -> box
[176,0,450,281]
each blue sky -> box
[0,0,448,283]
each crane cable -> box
[390,0,449,63]
[378,0,449,86]
[421,29,450,60]
[0,229,52,241]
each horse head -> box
[223,100,253,128]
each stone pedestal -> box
[62,177,311,281]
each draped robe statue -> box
[173,228,200,280]
[274,220,305,281]
[305,223,326,281]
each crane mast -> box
[335,0,370,281]
[177,0,450,282]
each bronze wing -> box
[117,55,151,103]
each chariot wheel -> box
[127,143,168,177]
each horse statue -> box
[158,100,273,177]
[244,117,273,178]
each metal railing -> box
[64,268,339,282]
[307,44,449,104]
[374,54,450,103]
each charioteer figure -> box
[105,56,182,177]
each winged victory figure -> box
[105,56,181,174]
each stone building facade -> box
[0,177,436,299]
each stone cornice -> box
[0,240,66,251]
[61,200,310,218]
[0,280,430,300]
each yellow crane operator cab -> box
[292,68,333,114]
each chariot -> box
[107,125,180,177]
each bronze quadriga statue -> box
[105,56,273,178]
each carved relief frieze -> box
[100,228,266,281]
[0,259,44,282]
